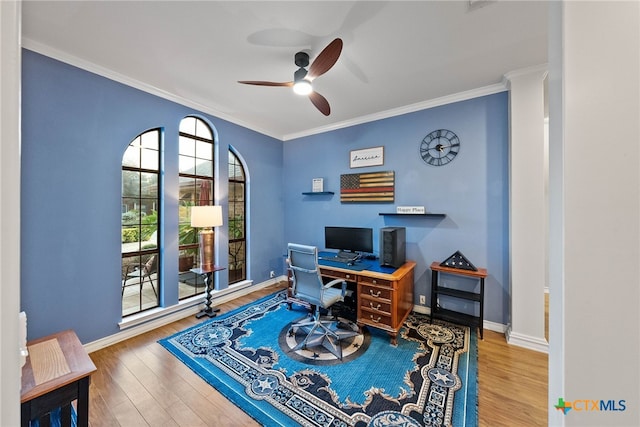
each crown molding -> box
[23,37,519,143]
[282,83,508,141]
[502,63,548,87]
[22,38,282,140]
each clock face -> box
[420,129,460,166]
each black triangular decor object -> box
[440,251,478,271]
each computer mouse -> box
[347,262,354,266]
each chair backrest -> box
[144,255,158,275]
[287,243,324,307]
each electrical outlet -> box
[419,295,426,305]
[269,271,275,278]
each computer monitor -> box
[324,226,373,256]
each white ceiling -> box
[22,1,548,141]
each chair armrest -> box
[323,278,347,297]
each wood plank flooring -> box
[87,283,548,426]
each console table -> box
[21,330,96,427]
[317,258,415,345]
[430,261,487,339]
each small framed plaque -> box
[312,178,324,192]
[350,146,384,168]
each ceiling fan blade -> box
[238,80,294,87]
[308,91,331,116]
[307,38,343,80]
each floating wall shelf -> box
[378,213,446,218]
[302,191,334,195]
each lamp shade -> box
[191,205,223,228]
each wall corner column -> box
[505,65,549,352]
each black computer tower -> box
[380,227,406,268]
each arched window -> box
[121,129,161,316]
[178,117,215,299]
[228,149,246,284]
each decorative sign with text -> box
[396,206,425,214]
[350,146,384,168]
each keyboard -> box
[320,256,357,264]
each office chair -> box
[287,243,359,359]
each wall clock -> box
[419,129,460,166]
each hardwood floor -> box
[87,283,548,426]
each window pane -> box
[229,182,245,202]
[122,171,140,197]
[140,130,159,149]
[122,225,141,253]
[229,214,244,239]
[122,199,141,226]
[196,179,212,205]
[140,172,158,199]
[228,152,245,181]
[179,136,195,156]
[179,116,196,135]
[179,155,196,174]
[195,159,213,177]
[123,145,140,168]
[179,176,196,204]
[229,240,245,282]
[195,140,212,161]
[195,120,212,140]
[141,147,158,170]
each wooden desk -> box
[21,330,96,427]
[318,260,415,345]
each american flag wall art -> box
[340,171,395,203]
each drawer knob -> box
[369,289,381,297]
[369,302,381,310]
[372,279,377,284]
[370,315,382,323]
[346,274,351,279]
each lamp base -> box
[198,228,215,270]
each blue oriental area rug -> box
[159,291,477,427]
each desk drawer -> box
[360,284,392,301]
[359,297,391,315]
[359,276,393,288]
[359,309,393,328]
[320,268,357,282]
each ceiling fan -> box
[238,38,343,116]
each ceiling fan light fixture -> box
[293,79,313,95]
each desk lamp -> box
[190,205,223,270]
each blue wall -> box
[283,94,509,325]
[21,49,509,344]
[21,50,285,343]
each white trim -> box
[502,63,548,85]
[1,1,22,425]
[282,83,508,141]
[505,325,549,353]
[21,38,281,140]
[21,37,510,143]
[84,278,284,354]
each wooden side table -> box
[21,330,96,427]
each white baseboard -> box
[84,277,285,353]
[505,326,549,353]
